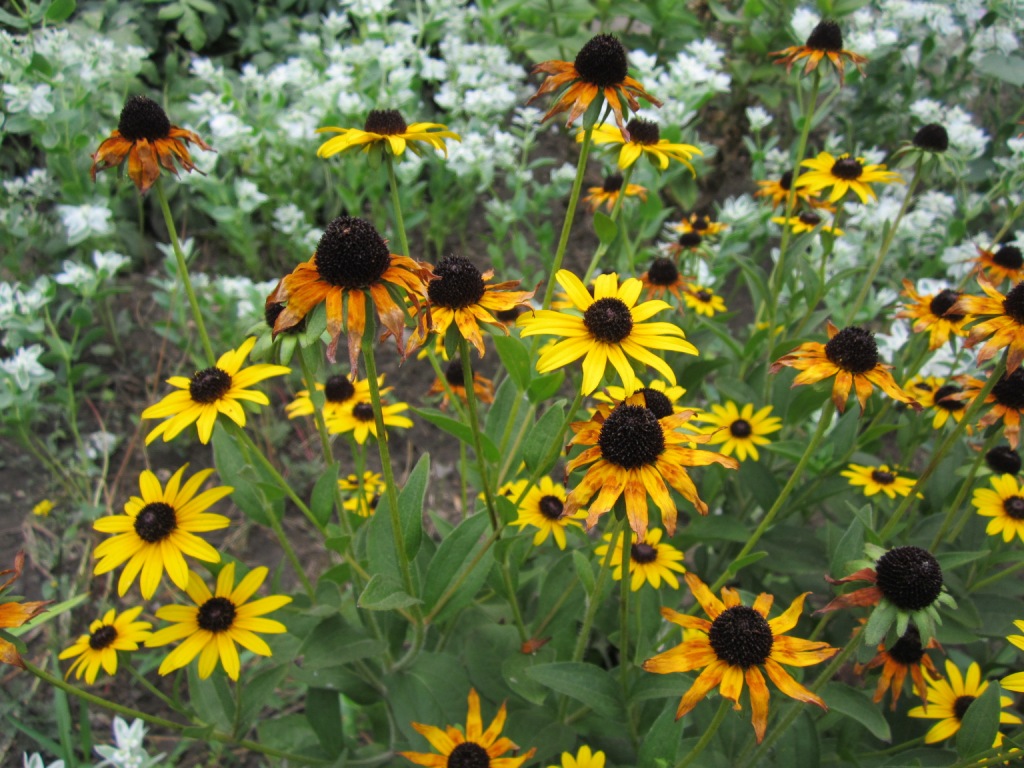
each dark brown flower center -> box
[638,388,673,419]
[315,216,392,289]
[646,257,679,286]
[447,742,490,768]
[190,367,232,404]
[265,301,306,334]
[538,495,564,520]
[695,290,713,303]
[134,502,177,543]
[1003,496,1024,520]
[689,215,711,232]
[89,625,118,650]
[806,19,844,52]
[709,605,773,668]
[993,369,1024,410]
[428,255,486,309]
[993,245,1024,270]
[353,402,375,422]
[929,289,963,321]
[626,118,660,145]
[324,375,356,403]
[494,306,526,323]
[197,596,237,633]
[798,211,822,226]
[602,174,624,192]
[886,625,925,665]
[729,419,752,438]
[1002,282,1024,324]
[677,232,703,249]
[630,542,658,564]
[986,445,1021,475]
[598,404,665,468]
[117,95,171,142]
[913,123,949,153]
[583,297,634,343]
[363,109,407,135]
[953,695,976,722]
[824,326,878,373]
[871,469,896,485]
[830,157,864,180]
[875,546,943,611]
[444,357,465,387]
[933,384,965,412]
[779,170,793,190]
[574,34,628,89]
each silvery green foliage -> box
[22,753,66,768]
[93,717,164,768]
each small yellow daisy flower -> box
[511,476,584,549]
[795,151,901,204]
[59,607,151,685]
[696,402,781,462]
[595,527,686,591]
[317,109,460,159]
[682,286,727,318]
[840,463,916,499]
[972,474,1024,543]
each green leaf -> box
[187,666,234,731]
[593,211,618,244]
[211,425,273,525]
[310,462,339,528]
[572,550,595,594]
[976,53,1024,86]
[237,664,289,733]
[522,403,565,474]
[396,453,428,558]
[178,6,208,49]
[299,616,384,669]
[306,688,344,756]
[413,407,500,462]
[423,513,493,615]
[527,371,565,403]
[44,0,76,21]
[637,701,683,766]
[822,682,892,742]
[492,335,531,391]
[956,680,1001,759]
[863,600,897,647]
[936,551,991,570]
[357,574,421,611]
[725,551,768,577]
[524,662,625,719]
[830,518,865,578]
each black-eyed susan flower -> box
[972,474,1024,543]
[897,280,970,350]
[643,573,837,744]
[0,553,50,669]
[986,444,1022,475]
[547,745,605,768]
[338,471,384,518]
[527,34,661,135]
[595,527,686,591]
[820,545,955,644]
[770,321,921,414]
[416,255,534,357]
[584,118,701,172]
[973,243,1024,286]
[640,257,688,303]
[93,465,231,599]
[398,687,536,768]
[908,660,1021,744]
[267,216,429,367]
[755,170,829,210]
[795,152,902,205]
[960,368,1024,449]
[682,286,727,318]
[770,210,844,236]
[428,356,495,409]
[326,384,412,444]
[916,378,968,429]
[673,212,727,238]
[59,607,151,685]
[771,18,868,85]
[517,270,697,396]
[91,95,212,194]
[912,123,951,154]
[563,394,737,538]
[582,173,648,212]
[668,231,704,254]
[285,373,374,422]
[317,109,460,160]
[696,402,781,462]
[142,337,290,445]
[952,278,1024,373]
[511,476,583,549]
[854,624,941,711]
[593,379,687,417]
[841,463,917,500]
[146,562,290,681]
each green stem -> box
[675,697,730,768]
[710,401,834,592]
[154,177,215,366]
[582,163,635,285]
[929,428,999,550]
[572,515,626,662]
[25,661,330,765]
[541,125,594,310]
[385,154,411,257]
[970,559,1024,592]
[127,665,188,717]
[459,337,499,530]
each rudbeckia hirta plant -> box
[898,280,969,350]
[398,688,535,767]
[840,463,917,499]
[142,337,290,445]
[338,471,385,518]
[146,563,291,681]
[517,270,697,395]
[91,95,212,194]
[972,474,1024,543]
[960,368,1024,449]
[317,109,460,159]
[428,356,495,409]
[582,173,647,212]
[594,527,686,591]
[952,277,1024,373]
[547,745,605,768]
[643,573,837,743]
[285,373,373,421]
[59,607,151,685]
[771,18,868,85]
[973,243,1024,286]
[907,660,1021,744]
[855,624,941,710]
[795,151,902,204]
[511,476,582,549]
[584,118,701,172]
[326,384,413,444]
[0,553,50,669]
[696,402,781,462]
[682,286,727,318]
[92,465,232,599]
[770,210,844,236]
[639,257,688,303]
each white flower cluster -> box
[634,40,731,128]
[909,99,989,160]
[94,717,165,768]
[54,250,131,298]
[57,202,114,246]
[0,277,51,348]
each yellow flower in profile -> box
[972,474,1024,543]
[584,119,701,172]
[285,373,374,421]
[1004,620,1024,693]
[146,562,291,681]
[517,270,697,396]
[93,465,231,599]
[841,463,917,499]
[399,688,536,767]
[0,552,51,669]
[854,624,941,711]
[959,369,1024,449]
[547,745,606,768]
[59,607,151,685]
[755,170,831,210]
[512,476,583,549]
[770,210,844,236]
[142,337,291,445]
[973,243,1024,286]
[583,173,647,212]
[428,356,495,410]
[643,573,837,743]
[338,471,385,518]
[771,19,868,85]
[639,257,688,303]
[953,277,1024,374]
[32,499,54,517]
[907,659,1020,743]
[673,212,727,237]
[897,280,970,351]
[696,402,781,462]
[317,109,460,159]
[795,151,902,204]
[595,527,686,591]
[682,286,727,318]
[326,383,413,444]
